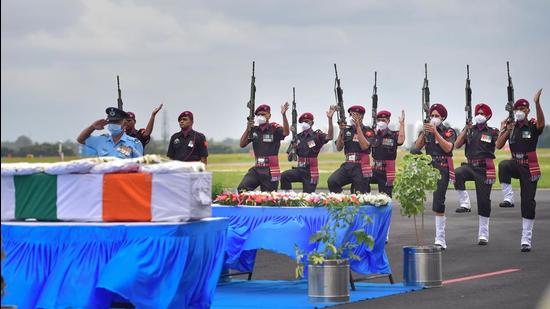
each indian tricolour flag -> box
[1,172,212,222]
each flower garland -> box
[213,191,391,207]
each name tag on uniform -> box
[188,140,194,147]
[382,138,394,146]
[257,158,266,164]
[352,134,359,142]
[307,140,316,148]
[522,131,531,139]
[348,154,356,161]
[263,134,273,142]
[117,145,132,156]
[480,134,492,143]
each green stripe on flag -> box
[14,173,57,221]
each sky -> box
[2,0,549,143]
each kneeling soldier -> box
[280,106,336,192]
[453,103,499,245]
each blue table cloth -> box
[1,218,228,309]
[212,204,392,276]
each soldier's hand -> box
[152,103,163,116]
[281,102,289,115]
[423,123,436,134]
[247,119,255,129]
[338,120,347,130]
[352,114,362,129]
[92,119,108,130]
[327,105,337,118]
[534,88,543,104]
[399,110,405,124]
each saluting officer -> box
[327,105,375,194]
[77,107,143,158]
[415,103,456,250]
[238,103,290,192]
[280,106,336,193]
[124,104,163,150]
[370,110,405,197]
[453,103,499,245]
[496,89,545,252]
[167,111,208,164]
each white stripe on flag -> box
[1,176,16,221]
[57,174,103,221]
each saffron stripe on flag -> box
[103,173,152,222]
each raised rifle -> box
[505,61,515,123]
[422,63,431,142]
[117,75,123,110]
[247,61,256,140]
[372,71,378,129]
[334,64,346,125]
[286,87,298,161]
[465,65,472,125]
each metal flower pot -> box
[403,245,443,287]
[308,259,350,303]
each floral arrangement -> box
[213,191,391,207]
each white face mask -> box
[377,121,388,130]
[430,117,442,127]
[256,115,267,125]
[474,114,487,124]
[300,122,311,131]
[515,111,526,121]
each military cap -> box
[347,105,366,114]
[178,111,194,121]
[299,112,314,123]
[514,99,529,109]
[376,110,391,119]
[105,107,129,121]
[126,112,136,120]
[429,103,448,119]
[255,104,271,115]
[474,103,492,120]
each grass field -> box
[3,149,549,190]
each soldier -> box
[167,111,208,164]
[77,107,143,158]
[496,89,545,252]
[327,105,375,194]
[238,103,290,192]
[453,103,499,245]
[415,103,456,250]
[124,104,163,149]
[280,106,336,193]
[370,110,405,197]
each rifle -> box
[465,65,472,125]
[286,87,298,161]
[334,64,346,125]
[422,63,431,142]
[372,71,378,129]
[247,61,256,140]
[116,75,123,110]
[505,61,515,122]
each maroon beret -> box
[178,111,194,121]
[429,103,447,119]
[376,110,391,118]
[255,104,271,115]
[347,105,366,114]
[474,103,492,119]
[514,99,529,109]
[298,112,314,123]
[126,112,136,120]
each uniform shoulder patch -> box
[530,118,537,125]
[204,140,208,148]
[366,130,374,137]
[445,129,455,137]
[138,128,146,134]
[271,122,282,128]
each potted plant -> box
[294,201,376,303]
[393,153,442,287]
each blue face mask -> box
[107,123,123,135]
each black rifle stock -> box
[422,63,431,142]
[465,65,472,125]
[505,61,515,122]
[247,62,256,140]
[117,75,123,110]
[334,64,346,125]
[286,87,298,161]
[372,71,378,129]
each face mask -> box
[256,115,267,125]
[474,114,487,124]
[377,121,388,130]
[515,111,526,121]
[430,117,442,127]
[107,123,123,135]
[300,122,311,131]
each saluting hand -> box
[281,102,289,115]
[152,103,163,116]
[534,88,543,104]
[327,105,337,118]
[92,119,108,130]
[398,110,405,125]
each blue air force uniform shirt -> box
[84,133,143,158]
